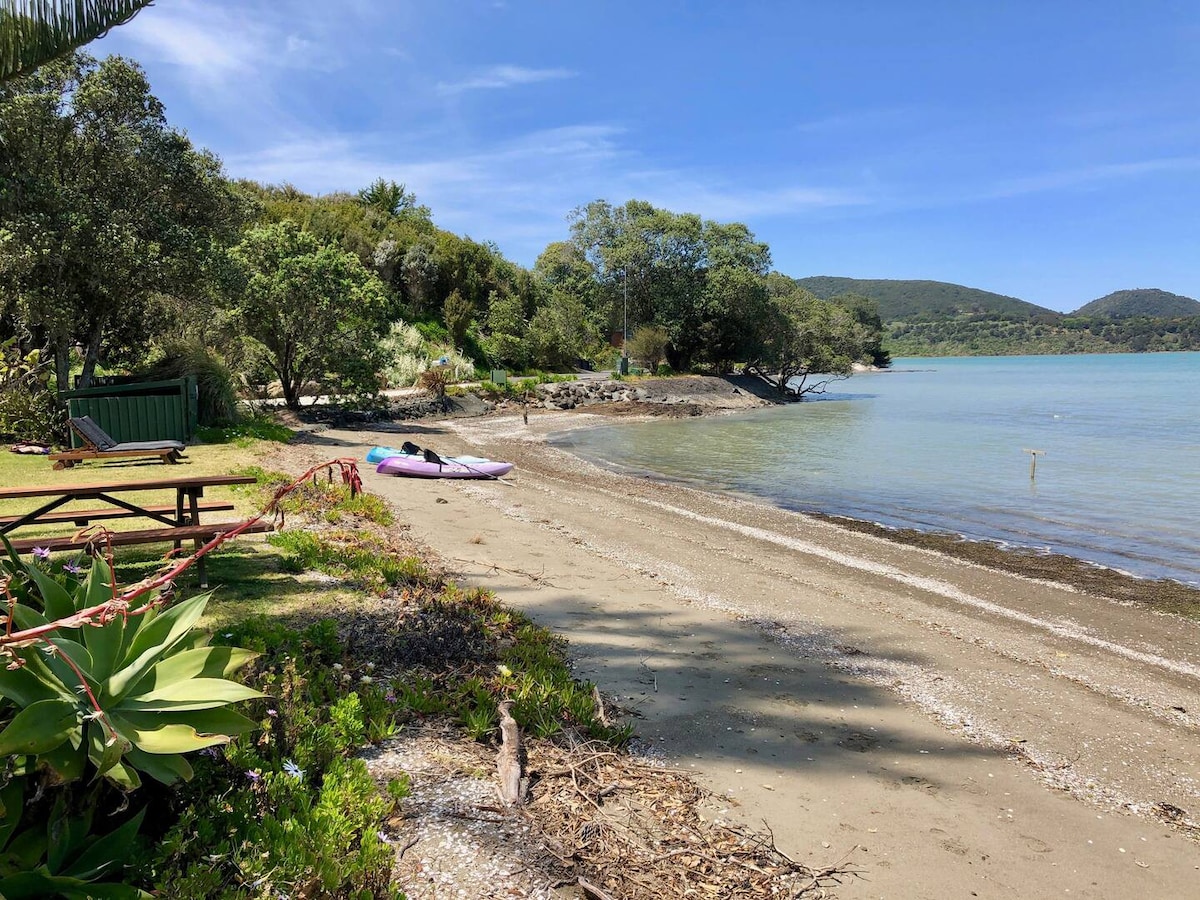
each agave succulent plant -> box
[0,545,262,790]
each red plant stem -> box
[0,458,361,649]
[47,640,118,744]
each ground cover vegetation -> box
[0,457,636,897]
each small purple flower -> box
[385,691,397,704]
[63,561,82,575]
[246,769,261,782]
[282,759,304,782]
[267,708,278,718]
[32,547,50,561]
[201,747,221,758]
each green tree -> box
[564,199,770,370]
[481,289,529,369]
[229,221,390,410]
[0,0,152,81]
[831,292,890,367]
[526,291,599,370]
[442,288,474,349]
[627,325,669,371]
[0,54,244,389]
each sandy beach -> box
[301,392,1200,899]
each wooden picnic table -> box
[0,474,268,586]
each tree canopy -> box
[0,53,245,389]
[229,221,391,410]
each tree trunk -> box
[54,342,71,395]
[79,321,104,389]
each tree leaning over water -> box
[0,0,153,81]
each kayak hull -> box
[375,457,513,479]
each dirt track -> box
[314,407,1200,898]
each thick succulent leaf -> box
[134,677,263,707]
[3,820,48,870]
[48,793,92,875]
[61,882,153,899]
[24,565,76,622]
[119,593,211,668]
[83,615,126,680]
[128,645,257,694]
[100,759,140,791]
[46,637,94,681]
[123,747,193,785]
[0,871,82,900]
[82,558,115,608]
[104,595,210,700]
[0,652,75,706]
[61,808,145,882]
[10,602,49,631]
[0,697,79,756]
[85,720,131,783]
[112,707,257,754]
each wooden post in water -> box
[1023,448,1045,481]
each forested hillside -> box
[1072,288,1200,319]
[795,276,1055,320]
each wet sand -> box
[310,405,1200,899]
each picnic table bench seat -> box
[7,521,273,554]
[0,501,235,528]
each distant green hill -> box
[794,276,1056,321]
[1071,288,1200,319]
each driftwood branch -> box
[496,699,526,806]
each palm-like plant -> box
[0,0,153,82]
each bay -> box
[551,353,1200,585]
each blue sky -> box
[101,1,1200,311]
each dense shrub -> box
[0,339,65,443]
[139,339,239,425]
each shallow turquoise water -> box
[551,353,1200,584]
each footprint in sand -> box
[838,731,879,752]
[901,775,939,794]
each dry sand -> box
[305,400,1200,899]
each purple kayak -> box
[376,456,513,479]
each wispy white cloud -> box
[221,121,867,262]
[115,0,344,81]
[436,64,576,95]
[985,157,1200,200]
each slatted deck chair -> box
[50,416,187,469]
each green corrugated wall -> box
[63,378,197,446]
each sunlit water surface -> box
[551,354,1200,584]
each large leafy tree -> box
[0,0,152,82]
[229,221,391,410]
[565,200,771,370]
[0,53,244,389]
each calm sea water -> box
[552,354,1200,585]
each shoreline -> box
[539,398,1200,615]
[317,407,1200,898]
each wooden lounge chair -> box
[50,416,187,469]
